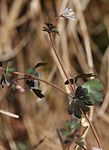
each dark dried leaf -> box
[65,78,76,85]
[65,73,95,85]
[75,86,88,98]
[43,23,60,35]
[42,27,49,32]
[0,75,6,88]
[26,80,34,87]
[0,61,2,67]
[45,23,56,30]
[79,101,90,113]
[68,101,82,118]
[75,73,95,80]
[26,63,46,98]
[74,102,82,118]
[68,99,90,118]
[32,89,44,98]
[68,78,103,118]
[26,79,44,98]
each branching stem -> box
[12,72,73,99]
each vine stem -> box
[85,113,102,149]
[49,33,75,95]
[12,72,73,99]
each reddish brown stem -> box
[85,113,102,149]
[49,33,75,95]
[12,74,73,99]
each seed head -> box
[58,7,76,20]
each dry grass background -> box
[0,0,109,150]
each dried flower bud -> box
[16,85,25,93]
[58,7,76,20]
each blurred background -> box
[0,0,109,149]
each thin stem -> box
[12,74,73,99]
[85,113,102,149]
[49,33,75,95]
[75,140,87,150]
[32,136,46,149]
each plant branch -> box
[32,136,46,149]
[49,33,75,95]
[12,72,73,99]
[85,113,102,149]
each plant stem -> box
[14,71,102,149]
[75,140,87,150]
[49,33,75,95]
[85,113,102,149]
[32,136,46,149]
[12,72,73,99]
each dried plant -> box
[0,0,108,150]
